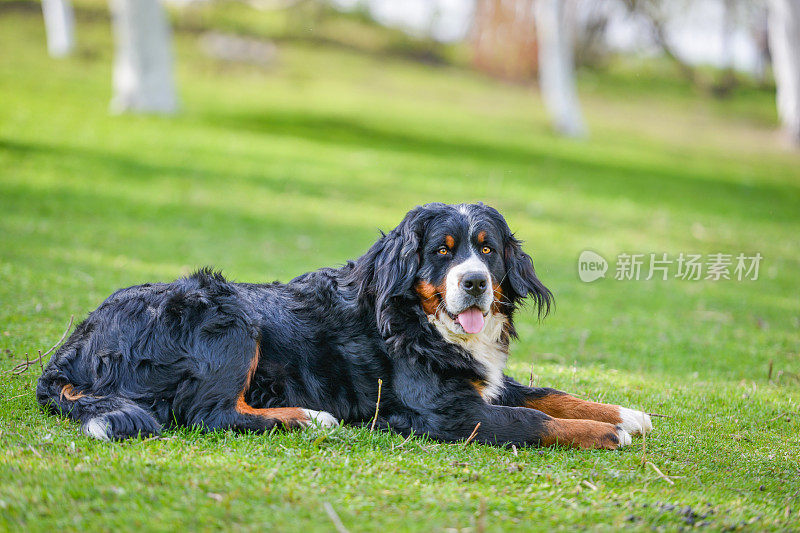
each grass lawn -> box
[2,4,799,531]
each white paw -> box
[302,409,339,428]
[617,428,632,447]
[82,417,111,441]
[618,407,653,436]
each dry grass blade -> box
[27,445,42,458]
[7,315,74,375]
[323,502,349,533]
[476,498,487,533]
[369,378,382,431]
[393,432,415,451]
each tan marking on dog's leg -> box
[540,418,630,449]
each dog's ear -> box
[478,204,552,318]
[352,207,429,336]
[503,234,553,319]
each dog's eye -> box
[481,246,492,254]
[438,246,449,255]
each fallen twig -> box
[323,502,349,533]
[648,413,672,418]
[645,461,675,485]
[581,480,598,491]
[369,378,382,431]
[766,411,798,422]
[6,315,74,375]
[640,411,648,466]
[2,392,30,402]
[463,422,481,446]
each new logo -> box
[578,250,608,282]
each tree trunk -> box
[109,0,178,114]
[41,0,75,58]
[768,0,800,145]
[750,6,770,86]
[535,0,587,138]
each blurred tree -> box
[109,0,178,114]
[41,0,75,57]
[712,0,738,96]
[535,0,587,138]
[748,5,771,86]
[471,0,538,80]
[768,0,800,146]
[620,0,698,83]
[573,1,611,69]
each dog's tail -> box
[36,374,161,441]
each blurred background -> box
[1,0,799,381]
[2,2,800,528]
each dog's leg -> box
[390,398,629,449]
[388,369,630,449]
[234,393,338,430]
[175,334,338,433]
[495,376,652,436]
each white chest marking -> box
[429,312,508,402]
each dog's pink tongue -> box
[457,308,485,334]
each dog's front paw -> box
[617,406,652,436]
[301,409,339,428]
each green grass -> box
[2,4,800,531]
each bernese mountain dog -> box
[38,202,652,448]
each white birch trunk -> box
[535,0,587,138]
[109,0,178,114]
[42,0,75,58]
[768,0,800,145]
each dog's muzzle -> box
[446,269,493,334]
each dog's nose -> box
[460,272,488,297]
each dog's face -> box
[414,205,508,335]
[354,202,551,340]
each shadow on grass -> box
[3,111,800,231]
[199,109,800,224]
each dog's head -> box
[353,203,552,338]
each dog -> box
[38,202,652,448]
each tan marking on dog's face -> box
[490,282,505,314]
[415,280,445,315]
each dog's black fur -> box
[38,203,631,447]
